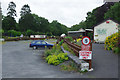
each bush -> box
[26,29,34,36]
[46,53,69,66]
[0,29,4,37]
[7,30,21,37]
[105,32,119,50]
[113,47,120,54]
[44,44,62,57]
[105,31,120,54]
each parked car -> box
[29,40,54,49]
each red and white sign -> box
[81,45,90,51]
[79,51,92,60]
[82,36,91,46]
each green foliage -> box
[64,37,73,41]
[44,49,53,57]
[105,32,120,54]
[59,40,64,45]
[3,2,68,36]
[45,44,68,66]
[104,3,120,22]
[7,30,21,37]
[0,29,4,34]
[113,47,120,54]
[45,45,62,57]
[26,29,34,36]
[46,53,69,66]
[20,4,31,17]
[19,14,35,32]
[49,20,68,36]
[0,29,4,37]
[62,43,75,56]
[7,1,17,17]
[2,16,16,30]
[105,32,119,50]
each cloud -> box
[1,0,103,27]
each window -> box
[41,41,46,44]
[36,41,41,44]
[31,41,36,44]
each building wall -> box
[68,32,85,38]
[94,20,118,42]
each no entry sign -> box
[79,51,92,60]
[82,36,91,46]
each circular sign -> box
[82,36,91,45]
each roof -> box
[93,18,120,28]
[68,28,85,33]
[85,29,93,31]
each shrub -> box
[26,29,34,36]
[105,31,120,54]
[46,53,69,66]
[113,47,120,54]
[59,40,64,45]
[44,44,62,57]
[105,32,119,50]
[44,49,53,57]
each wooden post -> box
[89,60,92,69]
[89,42,92,69]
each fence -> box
[64,39,81,57]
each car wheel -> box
[33,46,37,49]
[48,46,52,49]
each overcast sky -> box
[1,0,104,27]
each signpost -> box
[79,36,92,70]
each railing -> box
[64,39,81,57]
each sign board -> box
[81,45,90,51]
[82,36,91,46]
[81,63,89,71]
[79,51,92,59]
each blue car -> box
[29,40,54,49]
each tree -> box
[2,16,16,30]
[49,20,68,36]
[20,4,31,17]
[95,2,114,23]
[7,1,17,17]
[19,4,33,32]
[2,2,17,31]
[19,14,34,32]
[104,2,120,22]
[70,2,115,31]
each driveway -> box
[2,41,118,78]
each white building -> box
[94,19,119,43]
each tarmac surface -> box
[2,40,118,78]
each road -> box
[2,40,118,78]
